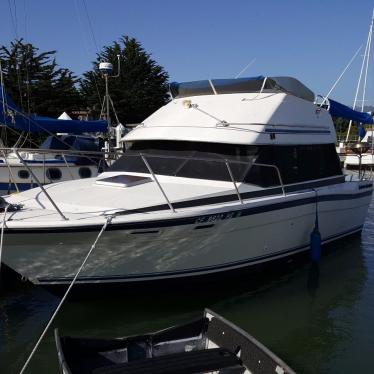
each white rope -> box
[235,58,256,79]
[19,216,113,374]
[320,45,362,108]
[0,204,9,275]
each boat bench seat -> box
[92,347,243,374]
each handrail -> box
[225,161,243,204]
[61,154,75,180]
[12,148,68,221]
[1,149,20,193]
[130,152,286,207]
[0,146,119,158]
[252,162,286,196]
[140,154,175,213]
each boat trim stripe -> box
[4,189,372,234]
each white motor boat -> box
[0,76,372,290]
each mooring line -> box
[19,215,113,374]
[0,204,9,276]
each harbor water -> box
[0,196,374,373]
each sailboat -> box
[0,84,109,195]
[340,10,374,169]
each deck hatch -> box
[96,174,152,188]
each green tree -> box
[0,39,82,118]
[80,36,169,124]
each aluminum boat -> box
[54,309,296,374]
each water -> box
[1,198,374,374]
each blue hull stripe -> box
[265,128,331,134]
[0,182,42,191]
[37,224,363,284]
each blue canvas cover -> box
[328,98,373,124]
[0,85,108,134]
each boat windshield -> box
[109,141,277,186]
[170,77,272,98]
[109,141,342,187]
[169,77,315,102]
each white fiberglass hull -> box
[2,183,371,286]
[345,153,374,167]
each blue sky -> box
[1,0,374,105]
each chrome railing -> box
[0,148,286,218]
[132,152,286,213]
[0,147,122,219]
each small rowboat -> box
[55,309,295,374]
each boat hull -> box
[2,186,371,288]
[0,164,98,195]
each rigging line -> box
[23,0,28,39]
[73,0,102,105]
[0,97,101,164]
[7,0,18,39]
[7,1,25,114]
[235,58,256,79]
[81,0,99,53]
[320,45,362,107]
[0,205,9,277]
[362,18,373,112]
[19,216,113,374]
[12,0,19,38]
[346,13,373,142]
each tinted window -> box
[110,141,341,186]
[253,144,342,184]
[46,168,62,180]
[110,141,259,182]
[18,170,30,179]
[79,167,92,178]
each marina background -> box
[1,1,374,373]
[0,0,374,105]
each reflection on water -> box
[1,198,374,374]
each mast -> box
[346,9,374,142]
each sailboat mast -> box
[361,9,374,112]
[346,9,374,142]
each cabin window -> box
[109,141,341,186]
[79,167,92,178]
[252,144,342,184]
[46,168,62,180]
[18,170,30,179]
[110,141,259,182]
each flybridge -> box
[169,76,315,102]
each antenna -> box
[99,54,121,126]
[235,58,256,79]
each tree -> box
[80,36,169,124]
[0,39,82,118]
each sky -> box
[1,0,374,106]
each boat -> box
[54,309,296,374]
[0,84,110,195]
[0,134,106,195]
[344,129,374,169]
[337,10,374,162]
[0,76,372,289]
